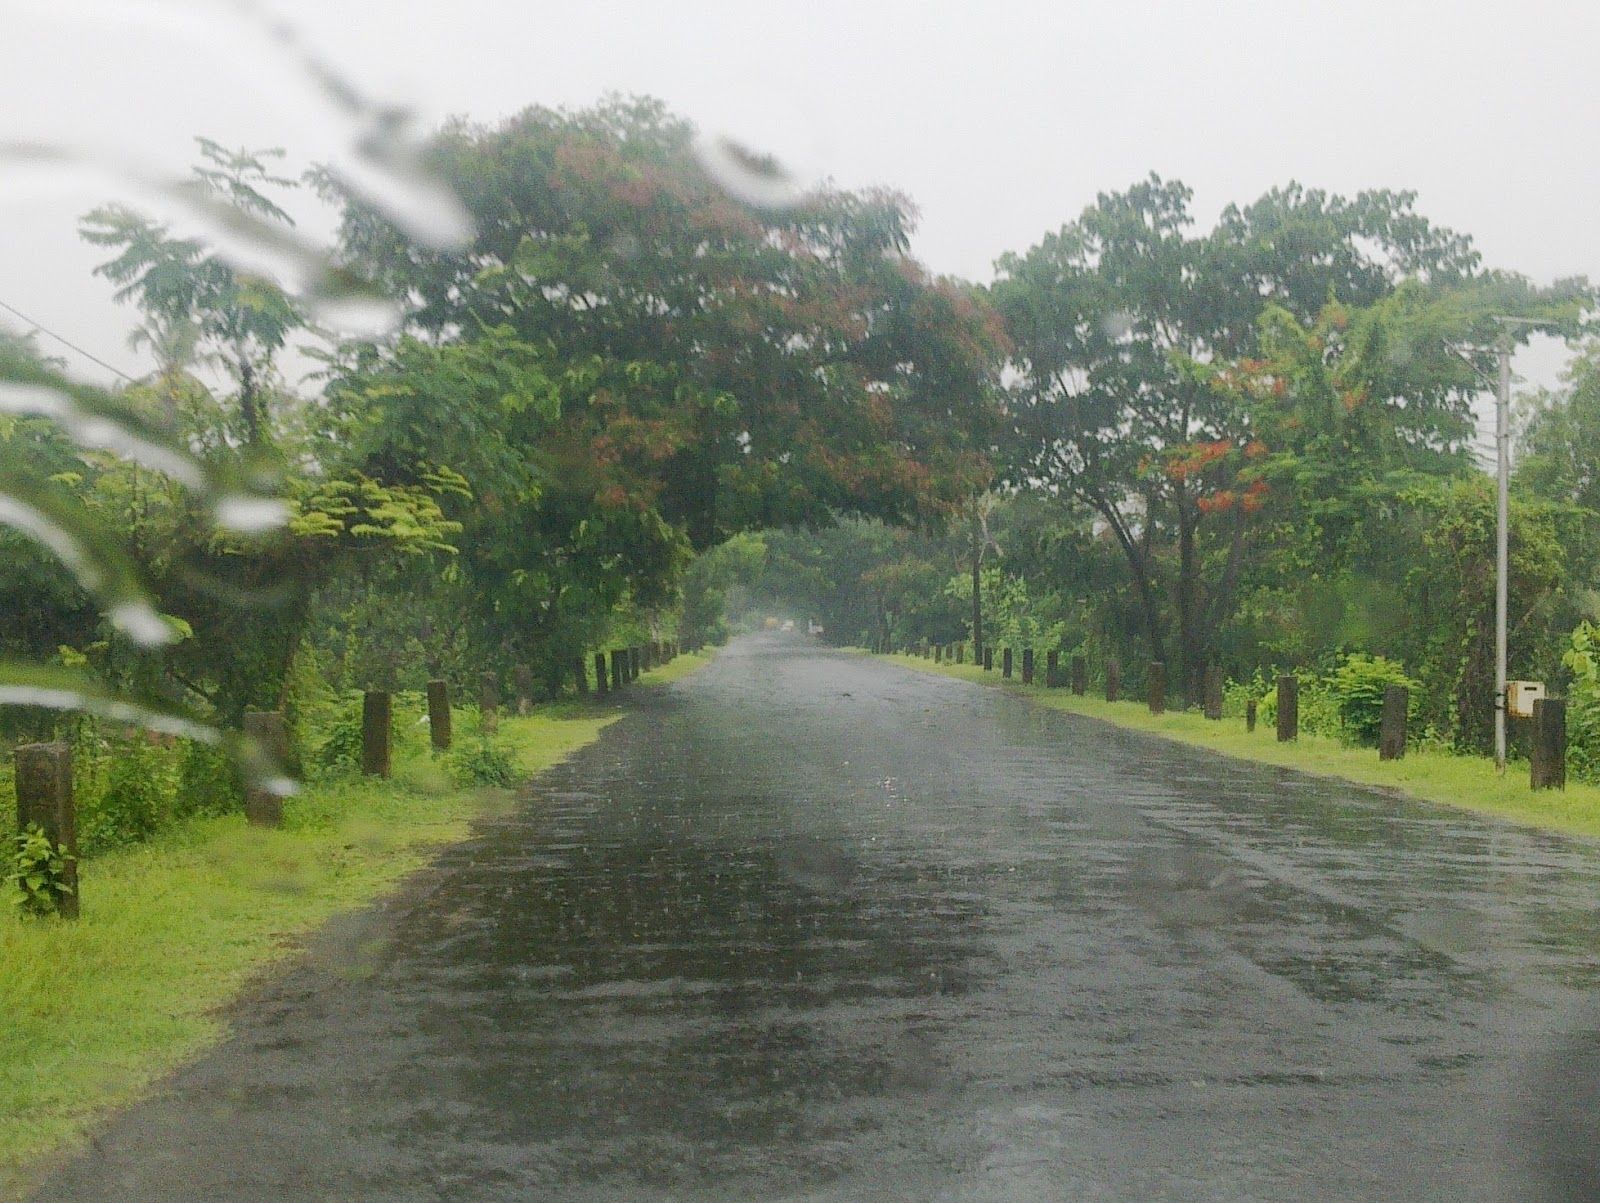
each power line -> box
[0,296,135,383]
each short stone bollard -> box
[427,679,452,750]
[983,647,994,672]
[955,643,964,665]
[1246,698,1257,733]
[480,670,500,733]
[1532,698,1567,790]
[14,742,79,918]
[629,647,642,681]
[1046,649,1060,688]
[572,656,589,697]
[1002,648,1014,679]
[1106,659,1121,703]
[243,709,289,827]
[1147,661,1166,715]
[1203,666,1224,721]
[1379,685,1407,761]
[362,690,392,778]
[1071,655,1087,697]
[594,652,609,695]
[1277,675,1299,742]
[935,644,944,664]
[1021,649,1034,685]
[611,649,627,691]
[513,664,535,715]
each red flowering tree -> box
[991,175,1500,698]
[325,96,1007,675]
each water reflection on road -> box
[39,635,1600,1201]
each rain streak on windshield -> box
[3,3,1600,1201]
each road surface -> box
[35,636,1600,1200]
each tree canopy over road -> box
[0,93,1595,801]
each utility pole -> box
[1494,328,1511,773]
[1491,315,1559,773]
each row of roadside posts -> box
[876,639,1568,794]
[11,638,686,919]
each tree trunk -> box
[1096,498,1166,668]
[1176,498,1202,706]
[238,353,262,447]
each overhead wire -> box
[0,296,135,382]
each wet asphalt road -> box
[36,635,1600,1201]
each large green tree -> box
[993,174,1580,700]
[329,96,1004,548]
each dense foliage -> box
[6,95,1600,838]
[0,98,1008,856]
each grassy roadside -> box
[0,650,710,1199]
[881,651,1600,841]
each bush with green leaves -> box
[1255,671,1340,738]
[1222,670,1275,720]
[443,738,518,788]
[176,740,245,819]
[1249,656,1419,745]
[315,703,367,774]
[1326,654,1420,746]
[77,735,180,855]
[1563,622,1600,782]
[8,823,74,917]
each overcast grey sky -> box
[3,0,1595,409]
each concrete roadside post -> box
[1379,685,1407,761]
[1531,698,1567,790]
[426,679,452,751]
[1203,666,1224,721]
[1021,648,1034,685]
[480,671,500,733]
[1071,655,1087,696]
[1106,659,1120,703]
[1148,662,1166,715]
[14,741,79,918]
[243,709,288,827]
[1277,675,1299,742]
[362,691,392,778]
[594,653,609,696]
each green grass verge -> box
[882,652,1600,841]
[0,692,660,1199]
[640,648,714,686]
